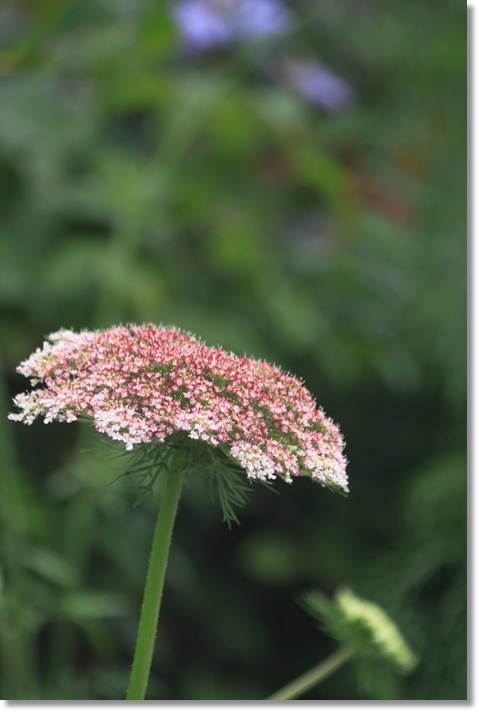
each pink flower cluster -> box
[9,325,348,491]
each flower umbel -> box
[9,325,348,492]
[268,588,417,700]
[301,587,417,674]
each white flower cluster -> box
[9,325,348,492]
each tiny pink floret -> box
[9,325,348,491]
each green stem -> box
[267,643,356,701]
[126,466,186,700]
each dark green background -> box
[0,0,466,700]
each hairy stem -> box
[267,643,355,700]
[126,465,185,700]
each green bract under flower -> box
[9,325,348,492]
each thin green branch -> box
[267,643,356,701]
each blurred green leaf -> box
[60,591,129,621]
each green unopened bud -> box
[301,587,417,674]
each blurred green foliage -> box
[0,0,465,701]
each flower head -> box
[9,325,347,492]
[172,0,291,51]
[302,587,417,674]
[282,58,356,112]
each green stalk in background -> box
[267,644,356,701]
